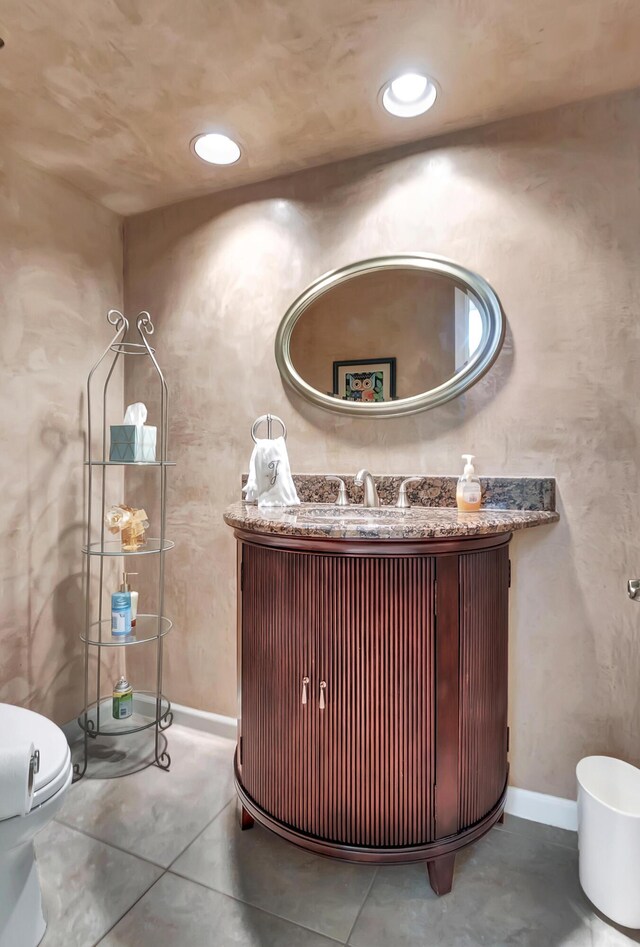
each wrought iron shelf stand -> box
[74,310,173,780]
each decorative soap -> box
[105,505,149,551]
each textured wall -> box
[4,0,640,214]
[0,146,123,725]
[125,88,640,799]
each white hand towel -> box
[243,436,300,507]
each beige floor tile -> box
[99,872,343,946]
[36,820,162,947]
[58,725,235,867]
[495,812,578,849]
[348,827,640,947]
[172,801,376,942]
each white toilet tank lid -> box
[0,703,71,805]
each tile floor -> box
[35,725,640,947]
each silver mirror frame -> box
[275,254,505,418]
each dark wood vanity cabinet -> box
[233,530,510,895]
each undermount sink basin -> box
[295,505,411,524]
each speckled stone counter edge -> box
[224,502,559,540]
[241,474,556,511]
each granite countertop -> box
[223,501,559,541]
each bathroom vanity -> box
[224,481,557,895]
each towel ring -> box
[251,414,287,443]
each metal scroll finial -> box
[107,309,129,333]
[137,311,155,335]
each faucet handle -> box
[325,476,349,506]
[396,477,422,509]
[628,579,640,601]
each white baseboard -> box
[167,705,578,832]
[168,701,238,742]
[131,694,237,741]
[62,699,577,832]
[505,786,577,832]
[63,696,238,744]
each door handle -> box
[319,680,327,710]
[301,676,310,705]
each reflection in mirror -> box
[276,255,504,417]
[289,269,486,403]
[456,291,484,370]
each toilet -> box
[0,703,73,947]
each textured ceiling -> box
[1,0,640,215]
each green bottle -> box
[112,677,133,719]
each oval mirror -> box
[275,254,505,417]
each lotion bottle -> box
[456,454,482,511]
[120,572,139,627]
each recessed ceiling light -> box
[380,72,437,118]
[192,133,241,165]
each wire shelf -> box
[82,538,175,556]
[84,460,176,467]
[80,614,172,647]
[78,692,172,737]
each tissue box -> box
[109,425,157,462]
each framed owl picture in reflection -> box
[332,357,397,403]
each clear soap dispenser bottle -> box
[120,571,139,627]
[456,454,482,511]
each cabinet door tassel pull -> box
[301,676,309,705]
[319,680,327,710]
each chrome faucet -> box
[354,469,380,508]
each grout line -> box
[165,795,236,871]
[161,871,346,945]
[55,791,235,873]
[93,870,167,946]
[343,868,378,945]
[53,816,168,870]
[165,797,238,879]
[498,830,578,853]
[167,799,372,946]
[56,769,362,946]
[494,820,578,852]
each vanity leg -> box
[426,855,456,895]
[497,811,505,824]
[238,803,255,831]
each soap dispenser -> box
[456,454,482,511]
[120,572,139,627]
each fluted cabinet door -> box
[240,543,319,835]
[315,555,436,847]
[458,545,509,829]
